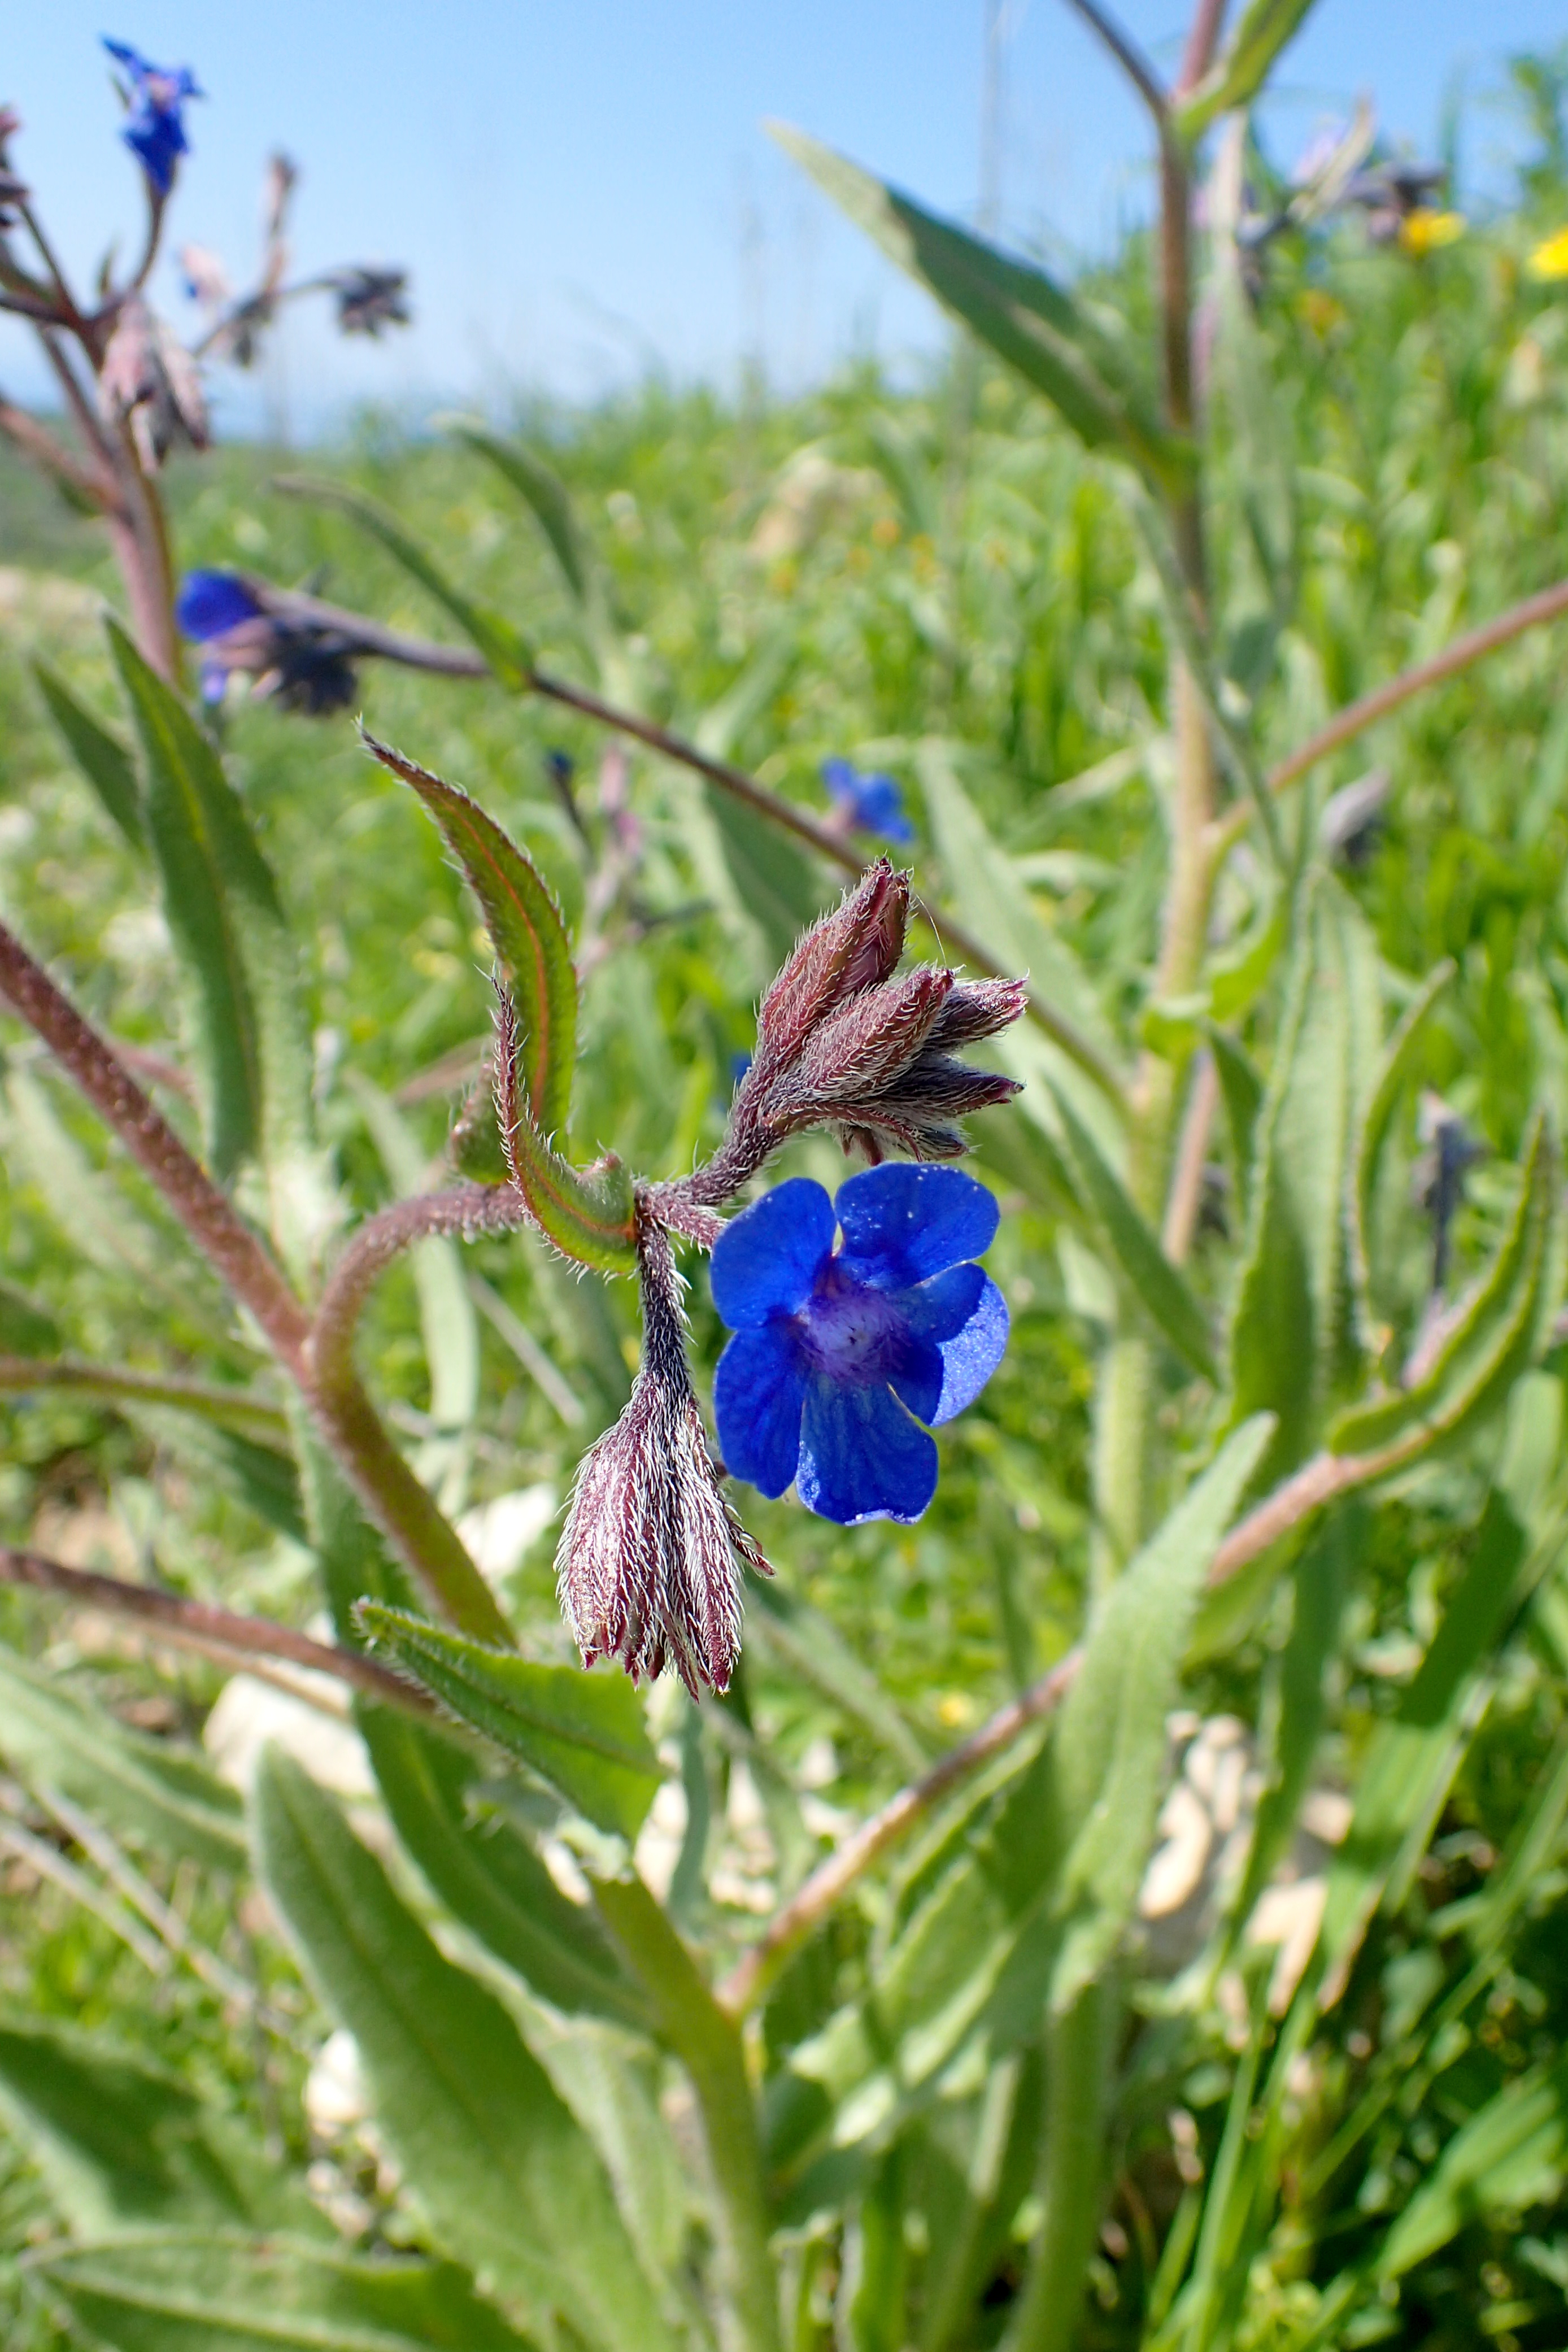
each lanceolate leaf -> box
[1331,1111,1561,1459]
[495,986,638,1274]
[1229,872,1381,1482]
[32,659,143,848]
[771,127,1190,495]
[1049,1414,1274,2010]
[35,2234,537,2352]
[254,1750,680,2351]
[276,474,532,687]
[451,423,629,687]
[107,621,312,1186]
[1350,955,1455,1315]
[0,1648,246,1871]
[357,1602,662,1837]
[367,734,578,1139]
[1048,1080,1217,1380]
[358,1707,650,2026]
[1376,2057,1568,2280]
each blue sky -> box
[2,2,1563,432]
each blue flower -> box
[711,1163,1008,1525]
[822,757,915,846]
[103,39,201,199]
[176,570,260,641]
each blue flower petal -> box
[797,1377,938,1525]
[883,1327,948,1426]
[821,757,857,801]
[711,1178,835,1329]
[931,1274,1009,1425]
[177,571,262,642]
[856,774,916,845]
[896,1261,987,1346]
[713,1326,807,1499]
[836,1163,1000,1290]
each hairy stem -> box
[0,1541,437,1719]
[595,1875,782,2352]
[0,919,507,1641]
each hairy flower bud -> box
[755,858,908,1071]
[556,1219,769,1694]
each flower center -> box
[795,1257,901,1387]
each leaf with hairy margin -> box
[367,737,578,1139]
[253,1749,682,2351]
[357,1603,661,1839]
[1048,1079,1217,1379]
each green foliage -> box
[5,46,1568,2352]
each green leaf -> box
[32,659,143,848]
[1349,956,1454,1314]
[367,735,578,1140]
[1047,1080,1217,1380]
[1049,1414,1274,2009]
[123,1407,306,1545]
[276,474,533,687]
[0,2021,305,2236]
[1229,872,1382,1481]
[36,2231,539,2352]
[0,1649,246,1872]
[254,1749,680,2350]
[450,423,629,691]
[1203,1024,1266,1208]
[770,127,1189,494]
[704,782,823,970]
[914,739,1122,1084]
[1174,0,1319,139]
[1377,2057,1568,2279]
[1330,1111,1561,1458]
[357,1604,661,1839]
[358,1708,650,2026]
[106,621,312,1187]
[1208,120,1297,661]
[496,1044,639,1276]
[0,1278,62,1354]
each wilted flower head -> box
[103,38,201,199]
[98,294,208,468]
[712,1164,1008,1525]
[176,569,357,712]
[326,267,411,337]
[557,1221,769,1695]
[822,756,915,846]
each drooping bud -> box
[99,294,208,470]
[556,1218,769,1695]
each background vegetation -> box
[4,26,1568,2351]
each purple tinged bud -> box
[755,859,908,1071]
[556,1221,769,1695]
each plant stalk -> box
[1006,1975,1116,2352]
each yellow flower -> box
[1400,209,1466,256]
[1529,225,1568,281]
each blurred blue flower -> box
[712,1163,1007,1525]
[822,756,915,846]
[176,570,260,641]
[103,38,201,198]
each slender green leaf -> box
[0,1278,62,1353]
[276,474,533,686]
[34,2232,539,2352]
[1048,1080,1218,1379]
[771,127,1189,494]
[107,621,312,1187]
[368,735,578,1139]
[704,782,822,969]
[1174,0,1319,139]
[124,1406,306,1544]
[254,1749,679,2350]
[1378,2055,1568,2279]
[32,659,143,848]
[357,1603,661,1838]
[358,1707,650,2026]
[1331,1111,1561,1458]
[1203,1024,1265,1209]
[1049,1414,1274,2009]
[498,1061,639,1275]
[0,2021,304,2236]
[1350,955,1455,1313]
[450,423,631,692]
[0,1649,246,1871]
[1229,872,1381,1480]
[915,739,1121,1080]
